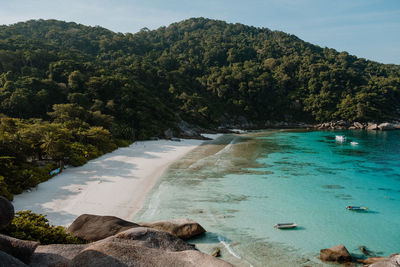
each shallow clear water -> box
[134,130,400,266]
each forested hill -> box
[1,18,400,199]
[1,18,400,129]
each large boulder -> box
[0,234,39,264]
[0,196,14,229]
[67,214,139,242]
[354,122,364,129]
[29,244,88,267]
[378,123,396,130]
[320,244,352,263]
[139,218,206,239]
[369,254,400,267]
[69,239,233,267]
[113,227,195,251]
[368,123,378,130]
[0,251,27,267]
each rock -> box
[139,218,206,239]
[113,227,196,251]
[67,214,139,241]
[212,247,221,257]
[348,126,357,130]
[368,123,378,130]
[378,123,396,130]
[0,234,39,264]
[369,254,400,267]
[0,251,27,267]
[29,244,88,267]
[69,239,233,267]
[320,244,352,263]
[354,122,364,129]
[164,128,174,139]
[358,257,389,265]
[171,137,181,142]
[0,196,14,229]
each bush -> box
[0,210,86,245]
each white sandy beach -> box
[12,138,206,226]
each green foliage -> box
[0,210,86,245]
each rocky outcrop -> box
[139,218,206,239]
[67,214,139,241]
[0,251,27,267]
[112,227,196,251]
[31,226,232,267]
[378,123,396,130]
[0,196,14,229]
[29,244,89,267]
[369,254,400,267]
[0,234,39,264]
[69,240,232,267]
[320,244,352,263]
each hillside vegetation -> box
[0,18,399,199]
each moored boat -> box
[346,206,368,211]
[274,223,298,229]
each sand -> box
[12,138,205,226]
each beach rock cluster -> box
[315,120,400,130]
[0,206,230,267]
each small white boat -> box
[335,135,346,142]
[350,141,359,146]
[274,223,298,229]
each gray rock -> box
[368,123,378,130]
[67,214,139,242]
[320,244,352,263]
[369,254,400,267]
[0,196,14,229]
[113,227,195,251]
[164,128,174,139]
[0,234,39,264]
[29,244,88,267]
[378,122,396,130]
[139,218,206,240]
[69,239,233,267]
[0,251,27,267]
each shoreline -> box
[12,138,206,226]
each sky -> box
[0,0,399,64]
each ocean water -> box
[134,130,400,266]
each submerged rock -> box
[139,218,206,239]
[0,234,39,264]
[358,257,389,265]
[320,244,352,263]
[0,196,14,229]
[67,214,139,241]
[0,251,27,267]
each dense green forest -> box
[0,17,399,200]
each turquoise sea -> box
[134,130,400,266]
